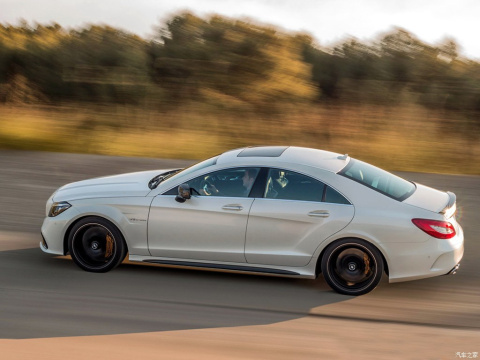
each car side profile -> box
[41,146,464,295]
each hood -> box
[53,169,175,201]
[403,182,450,213]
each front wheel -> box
[68,217,127,273]
[321,239,384,296]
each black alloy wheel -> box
[321,239,384,296]
[68,217,127,272]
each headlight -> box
[48,202,72,217]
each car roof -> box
[216,146,350,173]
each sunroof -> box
[237,146,289,157]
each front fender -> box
[68,197,153,256]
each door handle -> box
[308,210,330,218]
[222,205,243,211]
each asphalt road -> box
[1,150,479,359]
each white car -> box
[41,146,464,295]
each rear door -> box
[245,169,355,267]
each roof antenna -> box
[338,154,349,160]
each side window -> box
[324,186,351,205]
[187,167,260,197]
[265,169,324,202]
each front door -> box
[147,167,260,263]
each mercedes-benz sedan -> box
[41,146,464,295]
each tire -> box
[321,239,384,296]
[68,217,127,273]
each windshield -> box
[159,155,219,187]
[339,159,416,201]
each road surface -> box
[1,150,479,359]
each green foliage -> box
[149,13,315,107]
[0,16,478,135]
[0,22,149,103]
[300,27,480,121]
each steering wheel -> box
[200,179,217,196]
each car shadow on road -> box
[1,248,352,339]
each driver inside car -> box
[197,168,258,197]
[241,168,257,196]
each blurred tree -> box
[300,38,340,100]
[0,15,477,132]
[61,25,149,103]
[0,22,149,104]
[149,13,315,106]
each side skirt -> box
[141,259,301,276]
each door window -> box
[324,186,351,205]
[187,167,260,197]
[264,168,351,204]
[264,169,325,202]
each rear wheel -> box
[68,217,127,272]
[321,239,384,296]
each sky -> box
[1,0,479,60]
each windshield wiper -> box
[148,169,181,189]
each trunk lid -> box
[403,183,456,217]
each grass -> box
[0,102,479,174]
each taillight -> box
[412,219,456,239]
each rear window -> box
[339,159,415,201]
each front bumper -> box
[40,232,48,250]
[40,208,79,255]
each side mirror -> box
[175,183,191,203]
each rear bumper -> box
[386,223,464,283]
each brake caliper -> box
[105,233,114,258]
[363,253,370,275]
